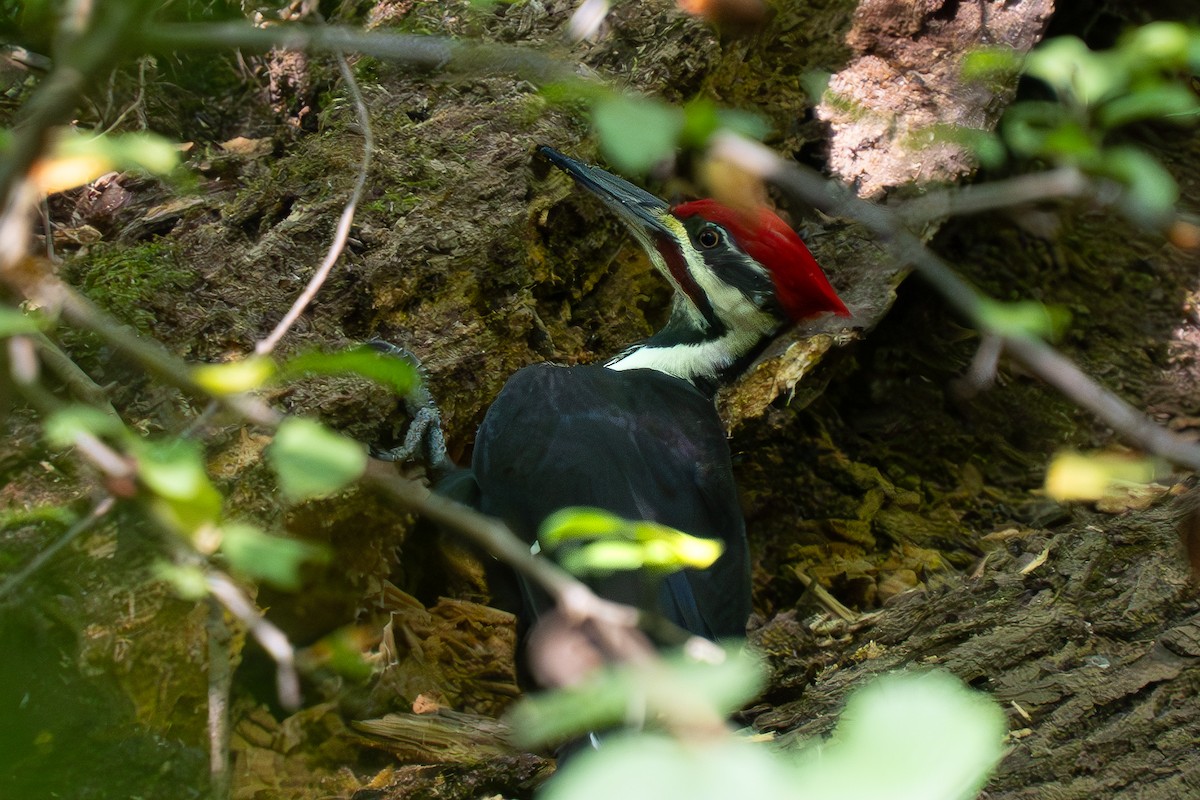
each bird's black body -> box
[382,147,847,684]
[471,363,750,640]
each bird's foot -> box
[366,339,455,478]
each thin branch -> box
[712,133,1200,472]
[953,334,1003,400]
[894,167,1091,226]
[1004,335,1200,470]
[31,331,119,414]
[361,459,639,630]
[206,572,301,710]
[207,600,233,800]
[42,276,282,427]
[140,22,585,88]
[142,21,452,70]
[255,52,373,356]
[0,496,116,601]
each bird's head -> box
[538,146,849,342]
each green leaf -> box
[542,733,794,800]
[1098,83,1200,129]
[508,645,763,748]
[1120,21,1194,70]
[33,130,180,193]
[220,522,329,591]
[44,404,130,447]
[791,670,1006,800]
[268,417,367,502]
[592,96,684,175]
[1001,102,1096,160]
[528,670,1003,800]
[540,507,723,574]
[1024,36,1124,106]
[715,108,769,142]
[56,130,180,177]
[680,99,769,148]
[924,125,1007,169]
[154,561,210,600]
[1097,145,1180,225]
[303,627,376,681]
[0,306,44,336]
[1044,450,1163,501]
[680,98,722,147]
[134,438,224,535]
[280,345,417,397]
[799,70,832,104]
[0,504,77,530]
[976,298,1070,340]
[193,356,277,395]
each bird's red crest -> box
[672,200,850,322]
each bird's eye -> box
[697,226,721,249]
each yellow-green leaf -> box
[44,404,130,447]
[193,356,277,395]
[31,129,180,194]
[0,306,44,337]
[539,507,723,575]
[1044,450,1162,501]
[154,561,209,600]
[976,298,1070,340]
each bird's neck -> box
[605,300,780,395]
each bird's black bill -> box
[537,145,671,233]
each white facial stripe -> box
[610,215,784,384]
[606,325,766,381]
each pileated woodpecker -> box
[465,146,850,653]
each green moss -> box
[226,137,360,229]
[62,241,195,334]
[361,191,422,217]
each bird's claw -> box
[367,339,455,478]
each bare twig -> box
[99,54,153,134]
[255,52,373,356]
[361,459,639,630]
[206,572,301,710]
[713,133,1200,472]
[207,600,233,800]
[793,568,859,622]
[0,496,116,601]
[895,167,1091,226]
[42,276,282,427]
[140,22,584,88]
[31,331,119,414]
[953,334,1003,399]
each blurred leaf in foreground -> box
[280,345,418,397]
[1044,450,1163,502]
[508,644,762,748]
[539,506,723,575]
[25,129,179,194]
[543,670,1005,800]
[220,522,329,591]
[268,417,367,503]
[193,356,277,395]
[592,96,683,175]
